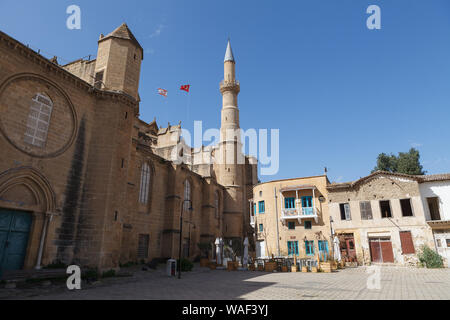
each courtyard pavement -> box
[1,264,449,300]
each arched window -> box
[184,179,191,210]
[214,191,219,219]
[139,162,151,204]
[24,93,53,147]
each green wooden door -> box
[0,209,32,272]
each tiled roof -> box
[419,173,450,182]
[327,170,450,190]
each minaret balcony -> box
[220,80,240,93]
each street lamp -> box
[178,199,193,279]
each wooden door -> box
[370,238,394,263]
[380,241,394,263]
[369,239,382,263]
[0,210,32,272]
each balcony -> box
[281,207,319,224]
[219,80,240,93]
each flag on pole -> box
[180,84,190,93]
[158,88,168,97]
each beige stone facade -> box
[327,171,435,266]
[0,24,257,274]
[251,175,331,260]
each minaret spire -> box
[224,39,235,62]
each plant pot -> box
[311,266,318,273]
[227,261,238,271]
[281,266,288,272]
[257,265,264,271]
[264,262,277,272]
[200,258,209,267]
[320,262,332,273]
[249,264,256,271]
[291,265,298,272]
[301,266,308,272]
[209,263,217,270]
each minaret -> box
[216,40,245,240]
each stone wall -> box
[327,173,435,266]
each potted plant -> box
[209,262,217,270]
[319,257,333,273]
[263,255,276,272]
[291,255,298,272]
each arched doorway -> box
[0,209,32,271]
[0,167,56,274]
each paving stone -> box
[0,265,449,300]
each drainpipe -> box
[274,187,280,257]
[35,212,53,270]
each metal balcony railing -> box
[281,206,319,223]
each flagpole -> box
[186,90,191,122]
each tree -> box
[372,148,425,175]
[372,153,398,173]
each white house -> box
[419,174,450,267]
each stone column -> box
[35,212,54,270]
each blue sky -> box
[1,0,450,183]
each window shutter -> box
[400,231,415,254]
[366,202,373,219]
[344,203,351,220]
[360,201,372,220]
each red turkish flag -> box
[180,85,190,92]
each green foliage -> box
[82,268,99,280]
[101,269,116,278]
[372,153,398,173]
[372,148,425,175]
[418,245,444,268]
[231,239,243,259]
[223,238,243,261]
[119,261,138,268]
[197,242,212,258]
[177,258,194,272]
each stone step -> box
[1,268,67,281]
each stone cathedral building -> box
[0,23,258,273]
